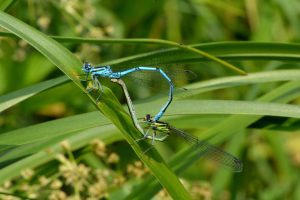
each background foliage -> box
[1,0,300,199]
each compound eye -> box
[85,63,91,70]
[145,114,151,121]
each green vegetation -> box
[1,0,300,199]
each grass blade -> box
[0,0,16,11]
[0,11,192,199]
[0,76,68,112]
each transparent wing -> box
[166,69,197,81]
[110,50,188,70]
[168,125,243,172]
[123,67,197,84]
[121,69,195,99]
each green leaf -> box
[0,112,107,145]
[1,33,300,63]
[0,11,191,199]
[39,38,300,64]
[0,76,68,112]
[100,42,300,67]
[184,69,300,94]
[4,99,300,146]
[0,0,16,11]
[163,100,300,119]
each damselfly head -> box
[82,62,92,73]
[145,114,152,122]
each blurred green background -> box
[1,0,300,199]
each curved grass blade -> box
[0,111,108,145]
[0,76,68,112]
[135,99,300,119]
[1,33,300,63]
[0,125,122,169]
[184,69,300,91]
[0,0,16,11]
[101,42,300,67]
[0,191,36,200]
[0,11,192,199]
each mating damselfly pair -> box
[82,62,243,172]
